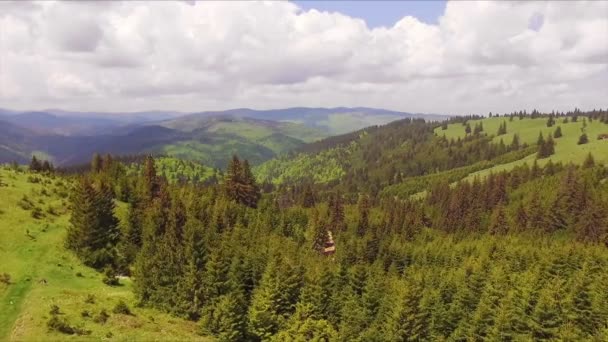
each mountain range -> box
[0,107,449,167]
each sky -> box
[0,1,606,115]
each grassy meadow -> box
[0,168,207,341]
[435,116,608,179]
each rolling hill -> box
[0,167,207,341]
[255,112,608,199]
[0,114,329,168]
[171,107,449,135]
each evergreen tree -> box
[577,133,588,145]
[357,195,370,237]
[29,155,41,172]
[582,153,595,168]
[328,191,346,232]
[66,177,120,269]
[497,121,507,135]
[310,211,328,253]
[553,126,562,138]
[91,153,102,173]
[301,184,316,208]
[489,204,508,235]
[510,133,520,150]
[532,282,563,340]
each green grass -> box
[435,116,608,179]
[0,168,208,341]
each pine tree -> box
[532,282,563,340]
[301,184,316,208]
[465,123,471,135]
[575,198,607,243]
[328,191,346,232]
[577,133,588,145]
[510,133,520,150]
[569,271,602,336]
[489,204,508,235]
[91,153,102,173]
[582,152,595,168]
[357,195,370,237]
[66,177,119,269]
[240,159,260,208]
[553,126,562,138]
[310,211,328,253]
[497,121,507,135]
[29,155,41,172]
[200,291,247,342]
[513,202,528,232]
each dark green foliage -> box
[578,133,589,145]
[112,300,132,315]
[66,177,120,269]
[536,132,555,159]
[50,304,61,315]
[553,126,562,138]
[93,309,110,324]
[223,155,260,208]
[497,121,507,135]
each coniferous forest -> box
[55,110,608,341]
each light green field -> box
[0,168,207,341]
[435,116,608,179]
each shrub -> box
[46,205,58,216]
[84,294,95,304]
[47,316,90,335]
[49,304,61,315]
[102,268,119,286]
[0,273,11,285]
[93,309,110,324]
[18,196,34,210]
[31,207,44,219]
[27,176,41,184]
[47,316,74,334]
[112,300,132,315]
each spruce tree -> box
[577,133,588,145]
[357,195,370,237]
[91,153,102,173]
[489,204,508,235]
[328,191,346,232]
[582,153,595,168]
[66,177,119,269]
[301,184,316,208]
[553,126,562,138]
[29,155,41,172]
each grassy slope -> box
[0,168,207,341]
[435,116,608,179]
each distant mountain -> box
[2,112,119,136]
[173,107,450,134]
[0,115,329,167]
[0,107,451,167]
[0,120,40,163]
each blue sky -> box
[293,1,447,27]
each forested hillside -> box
[1,108,607,341]
[256,109,608,199]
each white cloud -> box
[0,0,606,114]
